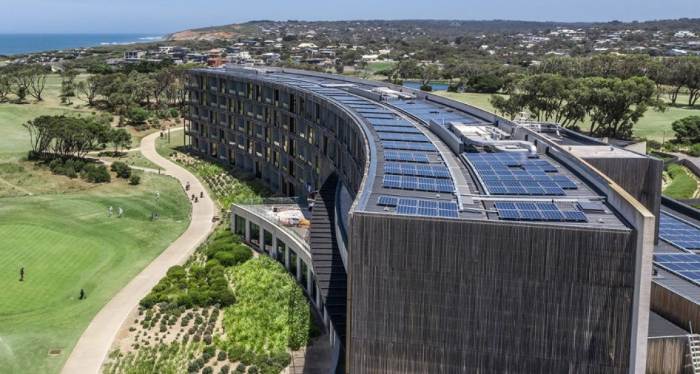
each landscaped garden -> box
[663,163,699,200]
[103,225,320,374]
[156,128,269,209]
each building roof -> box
[195,67,631,231]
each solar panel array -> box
[494,201,588,222]
[384,151,430,163]
[377,133,430,142]
[383,175,454,193]
[374,126,422,134]
[377,195,459,218]
[659,212,700,250]
[654,253,700,285]
[465,153,577,196]
[382,141,436,151]
[384,162,450,178]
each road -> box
[61,129,216,374]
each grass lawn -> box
[0,172,191,374]
[663,164,698,199]
[0,74,93,162]
[434,91,700,142]
[156,128,186,158]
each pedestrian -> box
[108,206,113,217]
[19,267,24,282]
[200,191,204,198]
[79,289,85,300]
[191,194,195,200]
[195,197,199,203]
[155,191,160,201]
[118,207,124,218]
[185,181,190,191]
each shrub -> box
[688,143,700,157]
[419,84,432,92]
[219,365,230,374]
[82,164,111,183]
[203,367,213,374]
[110,161,132,178]
[248,366,258,374]
[235,364,246,373]
[129,174,141,185]
[217,350,227,361]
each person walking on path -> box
[79,289,85,300]
[19,267,24,282]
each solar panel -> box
[659,212,700,250]
[384,162,451,179]
[377,196,398,207]
[654,252,700,285]
[383,175,454,193]
[494,201,587,223]
[383,141,436,151]
[384,151,430,163]
[378,133,429,142]
[391,197,460,219]
[374,126,422,134]
[464,152,577,196]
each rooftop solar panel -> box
[494,201,587,223]
[383,175,454,193]
[384,162,451,179]
[391,197,459,219]
[654,252,700,285]
[659,212,700,250]
[384,151,430,163]
[377,133,430,142]
[382,141,436,151]
[464,153,577,196]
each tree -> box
[419,64,440,90]
[109,128,132,154]
[672,116,700,144]
[77,74,104,106]
[59,68,78,104]
[0,72,10,103]
[27,65,49,101]
[125,106,150,125]
[583,76,661,139]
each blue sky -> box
[2,0,699,34]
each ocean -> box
[0,34,164,56]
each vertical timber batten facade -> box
[186,67,653,374]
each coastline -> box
[0,33,164,56]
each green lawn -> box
[0,74,93,161]
[0,75,192,374]
[434,91,700,141]
[0,172,191,373]
[663,164,698,199]
[156,128,186,158]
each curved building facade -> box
[185,67,656,374]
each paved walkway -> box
[61,129,217,374]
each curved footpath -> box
[61,129,216,374]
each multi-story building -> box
[185,66,698,373]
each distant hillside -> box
[165,18,700,41]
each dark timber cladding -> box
[349,213,637,373]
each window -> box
[249,222,260,249]
[289,249,298,277]
[234,215,246,236]
[276,240,286,264]
[263,230,273,255]
[300,261,309,290]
